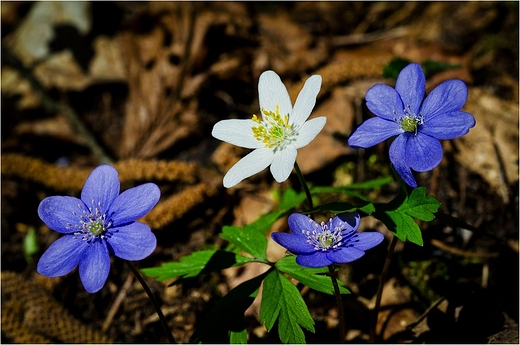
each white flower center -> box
[67,200,112,243]
[302,218,344,251]
[393,104,424,134]
[251,105,297,151]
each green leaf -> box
[220,225,268,261]
[276,256,350,295]
[374,187,440,246]
[382,57,411,79]
[260,270,315,343]
[229,329,248,344]
[421,60,461,78]
[191,271,268,343]
[23,227,39,263]
[141,250,253,281]
[303,201,375,216]
[278,187,307,209]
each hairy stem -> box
[370,235,398,342]
[125,260,176,344]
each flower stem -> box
[294,162,313,210]
[328,265,346,343]
[125,260,176,344]
[369,235,398,343]
[294,162,346,342]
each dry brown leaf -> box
[454,87,519,200]
[1,67,40,109]
[6,2,91,65]
[254,11,328,75]
[297,86,356,174]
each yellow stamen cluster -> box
[251,105,291,149]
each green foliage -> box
[140,250,253,281]
[374,187,441,246]
[303,201,375,216]
[23,227,39,263]
[275,256,350,295]
[220,225,269,261]
[260,270,315,344]
[191,271,268,343]
[383,57,462,80]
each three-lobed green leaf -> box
[374,187,440,246]
[140,250,253,281]
[275,256,350,295]
[260,270,315,344]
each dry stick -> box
[294,162,346,343]
[370,235,398,343]
[125,261,176,344]
[2,47,112,164]
[103,273,135,332]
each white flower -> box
[212,70,326,188]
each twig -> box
[370,235,398,343]
[328,265,346,343]
[125,260,176,344]
[2,47,112,164]
[102,273,135,332]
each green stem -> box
[294,162,313,210]
[328,265,346,343]
[125,260,176,344]
[294,162,346,342]
[369,235,398,343]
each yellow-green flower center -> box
[251,105,294,149]
[87,221,105,235]
[400,116,420,133]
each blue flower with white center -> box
[348,62,476,188]
[271,213,384,268]
[36,165,160,293]
[212,70,326,188]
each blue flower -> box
[348,62,476,188]
[271,213,384,268]
[37,165,160,293]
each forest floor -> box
[1,2,519,344]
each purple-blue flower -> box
[37,165,160,293]
[348,62,476,188]
[271,213,384,268]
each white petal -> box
[291,75,322,126]
[223,148,274,188]
[293,116,326,149]
[258,70,293,118]
[270,147,297,182]
[212,119,264,149]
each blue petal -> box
[81,165,120,214]
[405,133,443,172]
[108,183,160,227]
[296,252,332,268]
[38,196,85,234]
[420,79,468,120]
[108,222,157,260]
[332,213,360,233]
[271,232,315,254]
[365,84,404,121]
[389,135,417,188]
[37,235,85,277]
[395,63,426,115]
[421,111,476,140]
[348,117,402,148]
[78,240,111,293]
[345,231,385,251]
[287,213,317,237]
[326,247,365,264]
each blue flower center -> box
[302,219,344,251]
[67,200,112,243]
[394,105,424,134]
[251,105,297,151]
